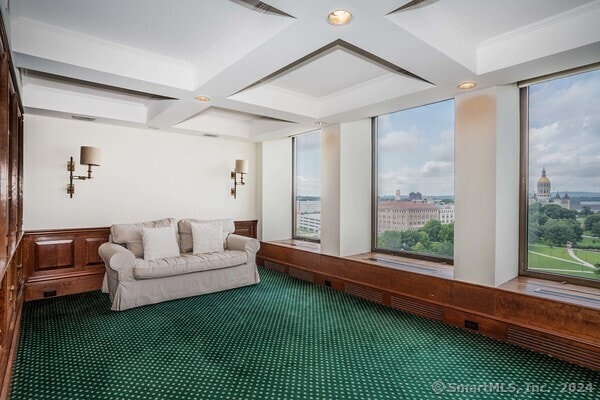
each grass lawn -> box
[528,244,600,280]
[528,244,572,259]
[527,251,583,270]
[573,249,600,265]
[576,236,600,247]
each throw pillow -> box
[191,221,224,254]
[141,227,180,261]
[111,218,177,258]
[178,218,235,252]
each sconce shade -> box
[80,146,101,166]
[234,159,249,174]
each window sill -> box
[500,276,600,310]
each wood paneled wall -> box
[0,14,25,398]
[23,228,110,301]
[258,242,600,371]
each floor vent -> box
[289,268,314,283]
[507,328,600,370]
[390,295,443,320]
[533,288,600,305]
[288,242,316,249]
[365,257,440,273]
[344,283,383,304]
[264,261,286,274]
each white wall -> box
[258,138,292,241]
[23,115,257,230]
[454,85,520,286]
[321,120,372,257]
[339,120,372,256]
[320,125,341,256]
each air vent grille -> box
[264,261,286,274]
[344,283,383,304]
[533,288,600,305]
[390,295,443,320]
[71,115,95,122]
[289,267,314,283]
[365,257,440,273]
[507,328,600,370]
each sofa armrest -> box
[98,242,136,282]
[227,234,260,255]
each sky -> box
[377,99,454,197]
[528,68,600,195]
[295,130,321,196]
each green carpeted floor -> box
[10,267,600,399]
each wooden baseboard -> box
[0,284,24,400]
[25,271,105,301]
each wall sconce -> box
[67,146,101,198]
[231,159,248,199]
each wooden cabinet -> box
[0,15,25,397]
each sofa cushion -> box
[141,227,180,261]
[133,250,247,279]
[111,218,177,258]
[178,218,235,253]
[191,221,224,254]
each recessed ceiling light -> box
[315,121,327,126]
[457,82,477,90]
[194,96,211,102]
[327,10,352,26]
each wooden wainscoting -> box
[23,228,110,301]
[22,220,258,301]
[233,220,258,239]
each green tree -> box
[400,230,421,249]
[377,231,403,250]
[584,214,600,236]
[412,242,425,253]
[528,220,541,243]
[580,206,592,217]
[430,241,454,258]
[530,209,548,226]
[541,218,581,246]
[542,204,577,220]
[439,223,454,243]
[422,220,442,242]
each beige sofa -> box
[98,218,260,311]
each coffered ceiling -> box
[5,0,600,141]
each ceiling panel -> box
[437,0,594,42]
[269,49,390,98]
[10,0,290,62]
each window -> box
[520,67,600,286]
[293,131,321,241]
[373,100,454,261]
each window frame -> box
[371,105,454,265]
[518,65,600,288]
[292,132,321,243]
